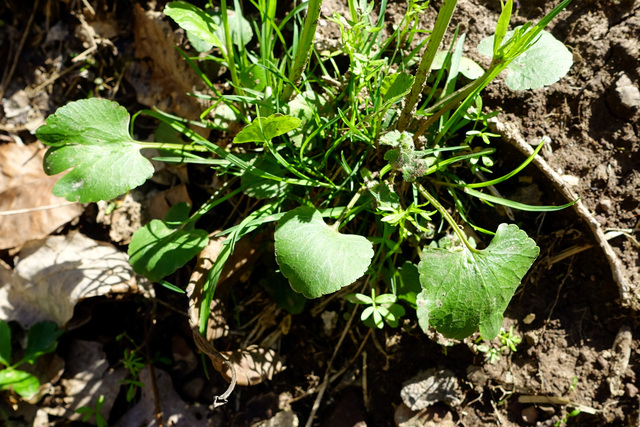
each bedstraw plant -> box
[36,0,574,342]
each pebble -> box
[597,355,609,370]
[625,383,638,398]
[599,198,613,213]
[608,73,640,119]
[521,406,539,424]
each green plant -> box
[75,395,109,427]
[475,326,522,364]
[555,407,581,426]
[36,0,575,342]
[0,321,62,399]
[346,289,406,329]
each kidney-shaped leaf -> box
[274,206,374,299]
[478,29,572,90]
[233,114,301,144]
[36,98,154,203]
[417,223,539,340]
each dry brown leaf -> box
[0,231,150,328]
[126,4,210,135]
[212,345,286,387]
[42,340,127,422]
[0,143,83,249]
[115,367,209,426]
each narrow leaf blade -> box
[0,321,10,366]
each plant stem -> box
[280,0,323,103]
[221,0,243,98]
[396,0,458,131]
[333,185,366,230]
[136,141,209,152]
[416,183,478,253]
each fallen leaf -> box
[115,367,209,426]
[212,345,286,386]
[126,4,210,136]
[0,231,150,329]
[400,369,462,411]
[42,340,127,422]
[0,143,83,249]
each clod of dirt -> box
[520,406,539,424]
[254,410,299,427]
[400,368,462,411]
[394,403,455,427]
[607,73,640,119]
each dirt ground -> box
[0,0,639,426]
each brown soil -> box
[1,0,639,426]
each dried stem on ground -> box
[488,117,631,301]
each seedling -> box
[475,326,522,364]
[37,0,575,346]
[75,395,108,427]
[346,290,406,329]
[0,321,62,399]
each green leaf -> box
[417,223,539,340]
[233,114,302,144]
[128,206,209,282]
[478,28,573,90]
[37,98,154,203]
[274,206,374,299]
[241,155,288,199]
[239,64,267,92]
[346,293,374,305]
[380,72,415,104]
[211,9,253,48]
[493,0,513,55]
[431,51,485,80]
[397,261,421,307]
[0,321,10,367]
[23,322,62,365]
[375,294,396,305]
[0,369,40,399]
[165,1,221,47]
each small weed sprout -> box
[475,326,522,364]
[75,395,108,427]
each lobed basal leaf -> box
[417,223,539,340]
[36,98,154,203]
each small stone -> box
[598,199,613,213]
[525,332,538,346]
[521,406,539,424]
[608,73,640,119]
[597,355,609,370]
[594,215,607,226]
[523,313,536,325]
[625,383,638,398]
